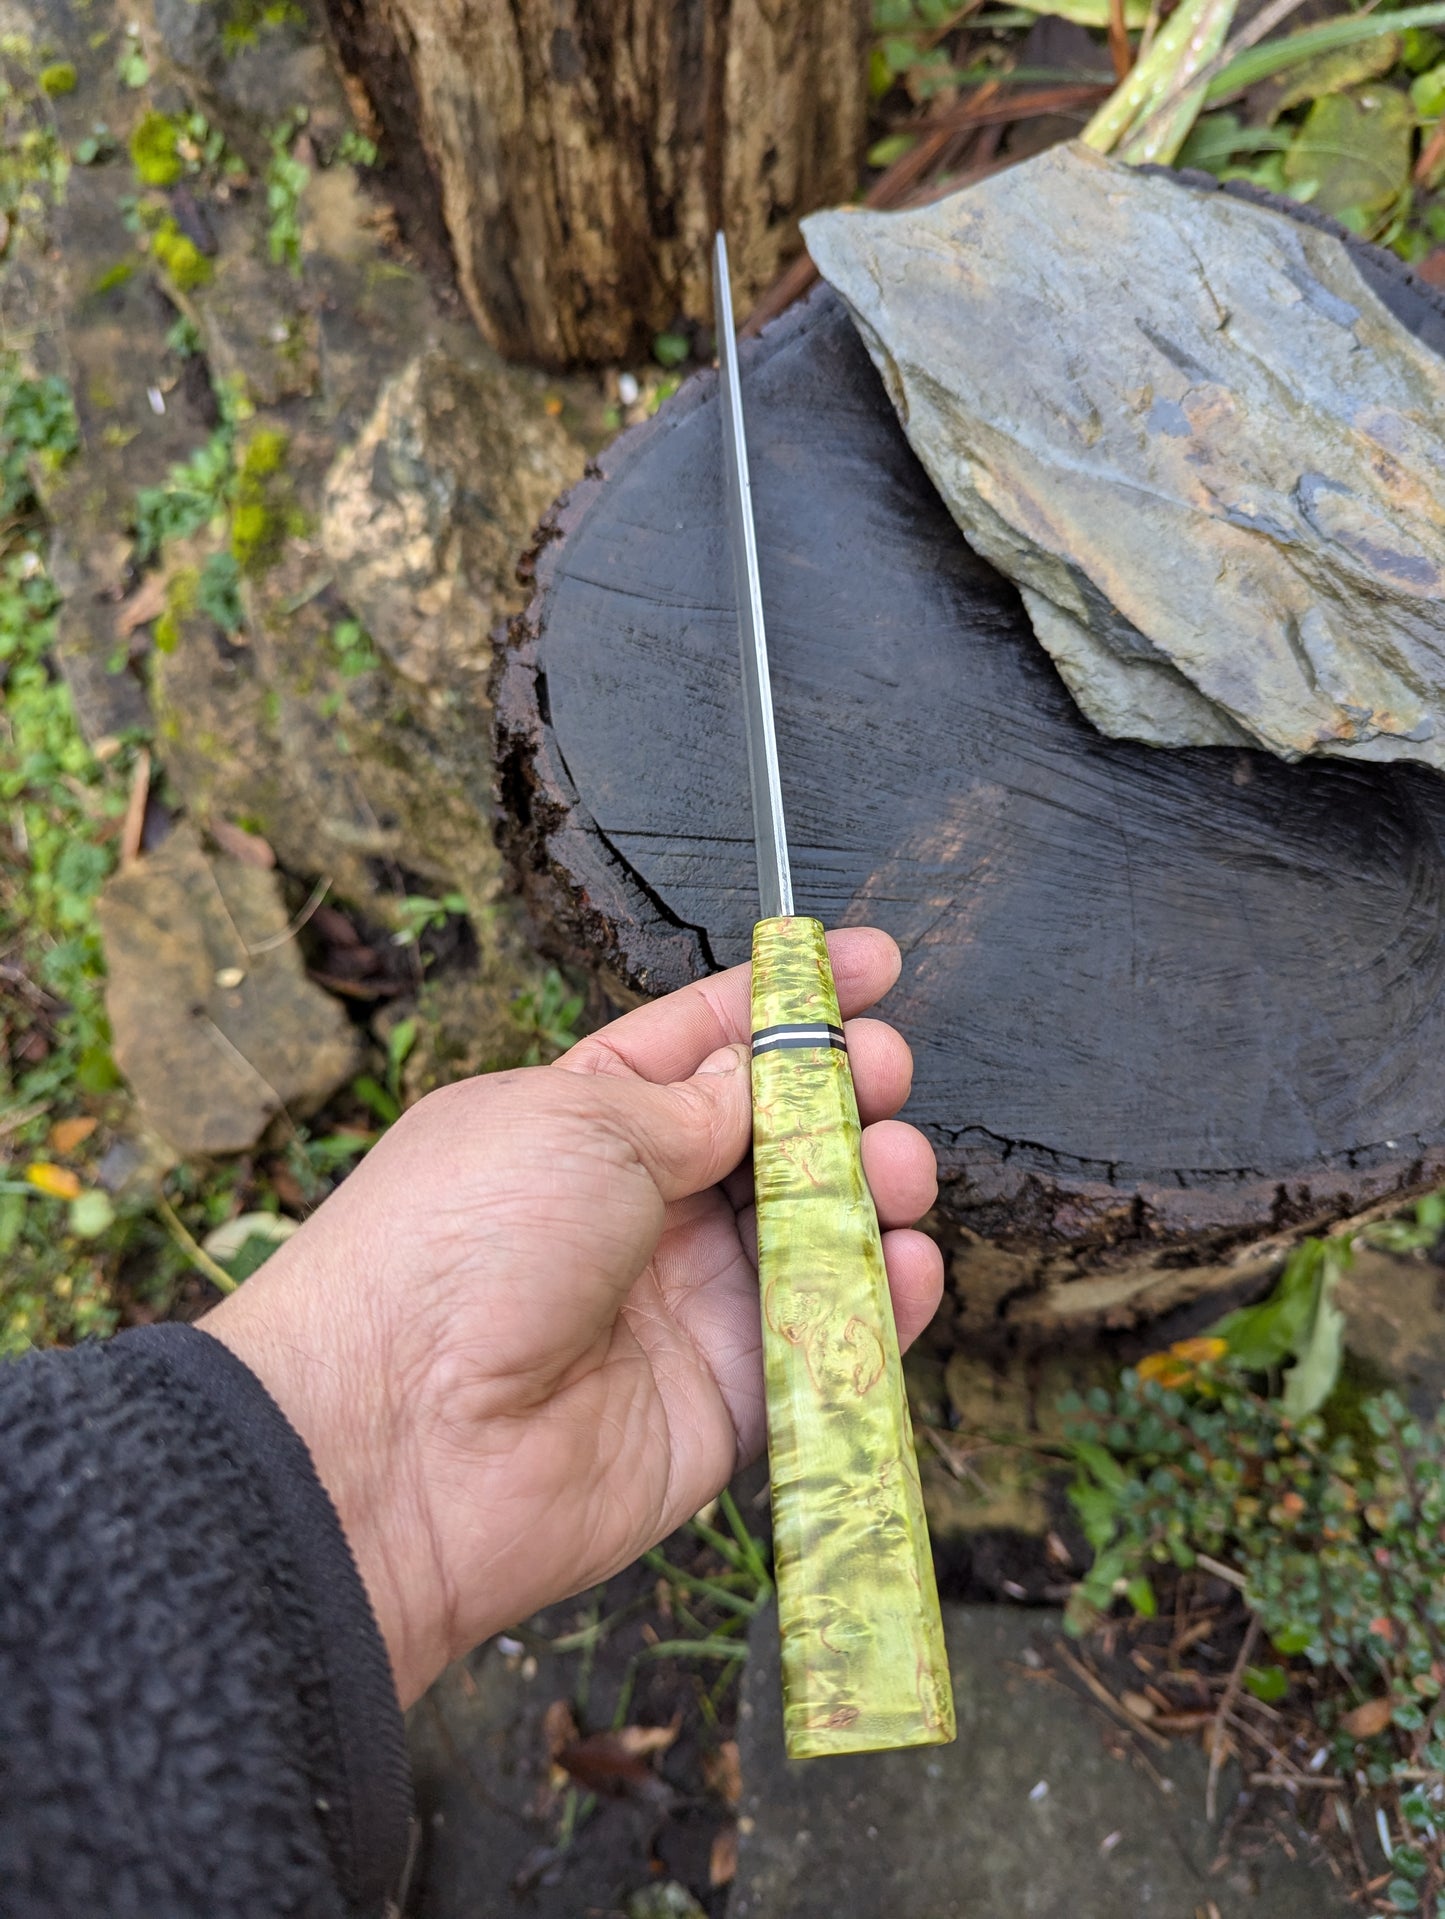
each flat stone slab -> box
[730,1604,1352,1919]
[96,823,358,1154]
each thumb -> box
[617,1041,752,1203]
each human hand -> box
[201,928,942,1708]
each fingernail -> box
[698,1043,746,1076]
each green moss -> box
[39,61,77,95]
[153,566,199,655]
[152,217,212,291]
[89,260,134,296]
[229,429,306,575]
[238,427,288,479]
[221,0,304,54]
[129,109,183,187]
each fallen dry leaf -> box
[1341,1696,1394,1739]
[702,1738,742,1807]
[210,820,277,870]
[25,1162,81,1200]
[611,1721,680,1759]
[710,1824,739,1888]
[119,747,151,865]
[542,1698,580,1764]
[114,573,168,638]
[48,1116,98,1156]
[312,904,362,948]
[538,1697,582,1807]
[556,1719,680,1794]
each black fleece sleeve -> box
[0,1321,412,1918]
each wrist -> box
[199,1268,448,1708]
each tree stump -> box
[496,235,1445,1341]
[331,0,869,367]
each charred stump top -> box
[496,258,1445,1271]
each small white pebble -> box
[1021,1647,1043,1669]
[495,1634,523,1658]
[1029,1779,1049,1802]
[617,371,640,406]
[1309,1747,1328,1772]
[1002,1580,1027,1600]
[1099,1830,1123,1855]
[520,1655,537,1681]
[214,966,245,989]
[1377,1807,1394,1859]
[147,386,165,414]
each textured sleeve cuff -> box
[119,1321,413,1908]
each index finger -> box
[558,925,903,1086]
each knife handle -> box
[750,915,954,1758]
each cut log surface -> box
[496,256,1445,1267]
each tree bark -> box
[340,0,870,368]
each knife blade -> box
[713,231,955,1759]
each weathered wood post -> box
[330,0,870,366]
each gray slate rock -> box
[804,145,1445,769]
[731,1603,1351,1919]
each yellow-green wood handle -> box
[751,915,955,1758]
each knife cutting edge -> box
[712,231,955,1759]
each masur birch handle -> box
[750,915,955,1758]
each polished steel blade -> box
[714,230,793,921]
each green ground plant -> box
[513,967,586,1064]
[868,0,1445,256]
[1063,1207,1445,1915]
[0,361,150,1348]
[265,115,309,273]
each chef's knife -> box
[713,231,955,1759]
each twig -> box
[1108,0,1134,81]
[155,1191,236,1294]
[1195,1553,1248,1591]
[1207,1614,1260,1823]
[248,874,332,954]
[1416,118,1445,188]
[1056,1644,1171,1749]
[0,1100,49,1139]
[741,78,1008,336]
[1249,1770,1344,1789]
[886,80,1112,136]
[119,746,151,865]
